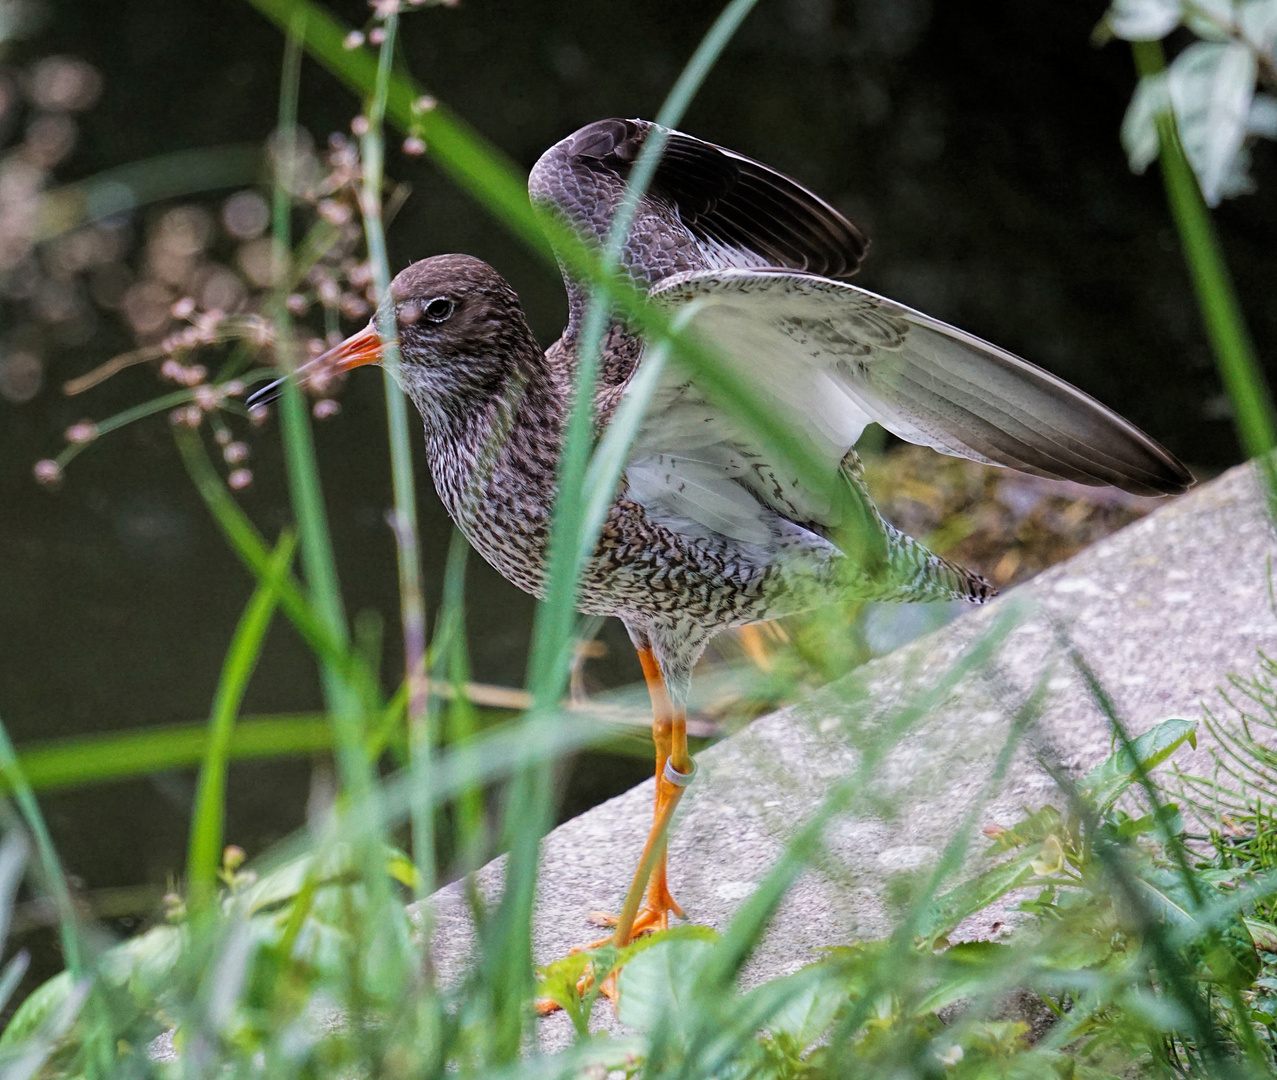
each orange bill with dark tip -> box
[323,323,385,372]
[245,322,390,408]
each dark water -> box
[0,0,1274,984]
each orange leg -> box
[535,646,695,1015]
[589,646,693,944]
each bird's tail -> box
[838,450,996,605]
[875,524,996,604]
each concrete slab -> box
[418,461,1277,1050]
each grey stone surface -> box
[418,461,1277,1050]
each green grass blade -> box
[0,722,86,980]
[187,532,296,915]
[6,715,336,794]
[0,714,111,1078]
[36,144,264,242]
[527,0,765,707]
[270,18,363,757]
[1131,41,1277,478]
[357,7,434,893]
[485,4,765,1057]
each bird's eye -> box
[424,297,455,322]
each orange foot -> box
[534,889,686,1016]
[534,968,617,1016]
[587,891,685,942]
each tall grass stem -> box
[271,19,367,784]
[1131,41,1277,494]
[187,533,295,915]
[357,7,434,895]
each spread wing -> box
[529,118,867,286]
[620,268,1192,548]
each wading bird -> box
[252,118,1191,987]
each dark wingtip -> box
[1161,458,1197,495]
[1135,446,1195,496]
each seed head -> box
[33,459,63,486]
[223,441,250,464]
[192,384,221,410]
[402,136,426,156]
[340,293,369,319]
[317,200,352,226]
[227,468,253,490]
[313,398,340,420]
[343,30,366,49]
[64,420,97,443]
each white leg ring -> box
[663,757,697,788]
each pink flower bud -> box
[227,468,253,490]
[33,459,63,486]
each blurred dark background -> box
[0,0,1272,969]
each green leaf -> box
[0,971,76,1049]
[1245,917,1277,952]
[1081,719,1197,815]
[615,936,716,1040]
[916,941,1018,1014]
[1122,72,1171,173]
[918,850,1038,946]
[1104,0,1182,42]
[1138,865,1260,988]
[535,953,591,1033]
[984,806,1066,855]
[1167,40,1258,205]
[760,969,846,1050]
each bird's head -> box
[248,253,536,429]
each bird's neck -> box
[421,355,566,539]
